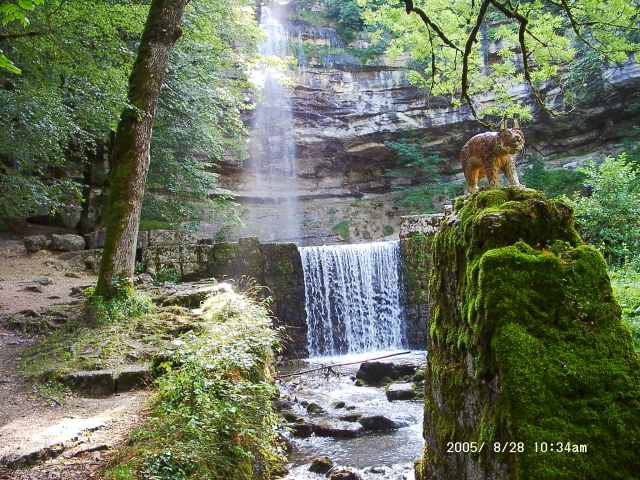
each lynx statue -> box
[460,119,525,193]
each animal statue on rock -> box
[460,119,525,193]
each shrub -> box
[568,153,640,266]
[104,289,285,480]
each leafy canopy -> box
[357,0,640,120]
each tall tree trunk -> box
[96,0,189,297]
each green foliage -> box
[332,220,351,240]
[385,139,464,213]
[521,156,585,198]
[85,277,154,325]
[610,267,640,352]
[562,46,608,108]
[0,0,255,229]
[104,290,285,480]
[0,0,147,226]
[143,0,257,229]
[0,0,45,74]
[568,153,640,265]
[325,0,365,44]
[358,0,640,118]
[155,266,181,284]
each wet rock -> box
[306,402,325,414]
[64,272,82,279]
[24,235,50,253]
[358,415,405,432]
[413,368,425,382]
[282,411,303,423]
[291,422,314,438]
[313,420,363,439]
[355,361,418,385]
[385,382,416,401]
[33,276,52,286]
[134,273,154,286]
[273,398,295,410]
[309,456,333,474]
[338,413,362,422]
[363,465,391,475]
[329,467,363,480]
[332,400,346,409]
[50,234,86,252]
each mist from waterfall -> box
[247,3,300,243]
[300,240,408,357]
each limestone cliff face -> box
[213,3,640,246]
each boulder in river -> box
[306,402,325,414]
[358,415,406,432]
[329,468,364,480]
[355,361,417,385]
[385,382,416,401]
[309,456,333,474]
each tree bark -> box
[96,0,189,297]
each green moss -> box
[383,225,394,236]
[401,232,433,306]
[422,187,640,479]
[20,305,198,379]
[332,220,351,241]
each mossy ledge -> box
[98,288,286,480]
[417,187,640,480]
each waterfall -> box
[300,241,408,357]
[246,4,300,243]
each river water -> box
[278,351,425,480]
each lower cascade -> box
[300,240,408,356]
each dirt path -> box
[0,235,150,479]
[0,235,97,315]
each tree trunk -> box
[96,0,189,297]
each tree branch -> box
[0,30,48,40]
[403,0,462,53]
[461,0,491,119]
[489,0,554,116]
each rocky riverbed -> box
[276,351,426,480]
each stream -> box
[277,351,426,480]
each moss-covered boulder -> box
[418,188,640,480]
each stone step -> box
[60,364,151,397]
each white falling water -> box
[300,240,408,357]
[247,4,300,242]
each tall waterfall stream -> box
[278,241,424,480]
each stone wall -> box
[414,188,640,480]
[142,237,307,358]
[399,214,443,349]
